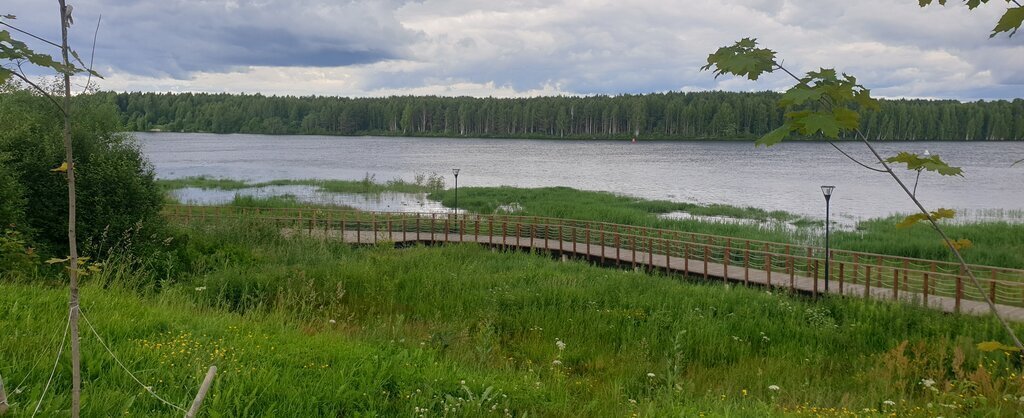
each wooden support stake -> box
[0,372,9,416]
[185,365,218,418]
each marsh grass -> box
[157,173,446,195]
[3,218,1022,416]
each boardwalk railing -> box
[164,205,1024,311]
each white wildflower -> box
[194,286,207,291]
[552,360,562,366]
[646,372,656,378]
[555,339,566,351]
[328,319,336,324]
[883,400,896,406]
[920,378,935,388]
[768,385,780,391]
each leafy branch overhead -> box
[702,39,880,147]
[885,152,964,176]
[0,15,100,87]
[919,0,1024,37]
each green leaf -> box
[45,257,70,264]
[779,86,822,107]
[756,124,792,147]
[701,38,778,81]
[896,213,930,228]
[896,208,956,228]
[832,107,860,130]
[885,152,963,176]
[932,208,956,220]
[950,238,973,251]
[1,14,15,20]
[992,6,1024,37]
[977,340,1021,352]
[792,111,843,138]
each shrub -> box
[0,87,165,261]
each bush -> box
[0,87,165,261]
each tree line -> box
[92,90,1024,141]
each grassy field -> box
[2,218,1023,416]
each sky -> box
[4,0,1023,100]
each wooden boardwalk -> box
[166,205,1024,322]
[296,228,1024,322]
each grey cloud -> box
[8,0,419,78]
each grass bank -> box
[2,219,1023,416]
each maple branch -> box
[0,20,61,48]
[853,127,1024,353]
[828,141,887,173]
[912,169,922,198]
[7,63,65,115]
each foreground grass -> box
[3,219,1023,416]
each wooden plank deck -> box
[293,228,1024,322]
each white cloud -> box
[7,0,1022,99]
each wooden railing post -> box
[864,266,872,299]
[683,242,690,273]
[922,272,929,306]
[356,212,361,244]
[615,234,621,266]
[744,241,750,285]
[664,238,671,273]
[788,255,795,291]
[838,262,845,295]
[813,259,819,296]
[631,235,637,269]
[989,280,997,305]
[955,276,963,313]
[766,253,772,287]
[702,244,709,280]
[892,268,899,300]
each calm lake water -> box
[137,132,1024,223]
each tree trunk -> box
[57,1,82,416]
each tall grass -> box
[3,219,1021,416]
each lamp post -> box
[821,185,835,293]
[452,168,460,214]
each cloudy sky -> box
[5,0,1022,99]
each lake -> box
[137,132,1024,223]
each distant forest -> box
[94,91,1024,141]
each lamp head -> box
[821,185,835,199]
[452,168,460,177]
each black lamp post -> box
[452,168,460,214]
[821,185,835,292]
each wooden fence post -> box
[838,262,845,295]
[185,366,218,418]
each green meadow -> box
[2,218,1023,416]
